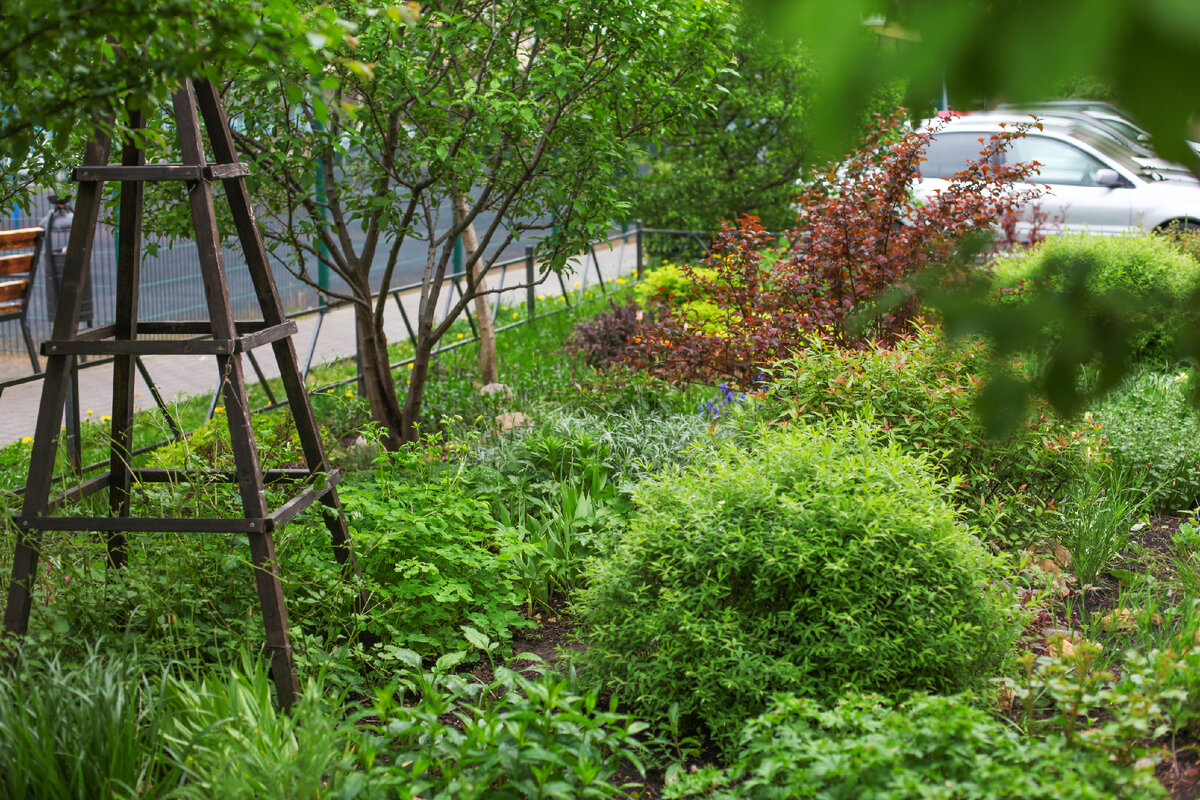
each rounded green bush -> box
[991,232,1200,363]
[575,423,1014,748]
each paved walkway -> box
[0,235,639,445]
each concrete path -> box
[0,234,640,445]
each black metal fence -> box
[0,193,552,356]
[0,225,648,473]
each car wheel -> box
[1156,219,1200,237]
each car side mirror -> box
[1096,169,1126,188]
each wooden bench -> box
[0,226,44,372]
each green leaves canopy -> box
[0,0,352,207]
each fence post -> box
[635,221,643,280]
[525,246,535,319]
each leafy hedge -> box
[575,423,1014,749]
[991,232,1200,365]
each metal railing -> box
[0,225,648,478]
[0,192,549,355]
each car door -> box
[1003,135,1133,235]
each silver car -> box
[915,115,1200,237]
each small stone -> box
[1049,636,1076,658]
[1099,607,1164,631]
[496,412,532,431]
[480,382,513,398]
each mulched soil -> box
[1021,513,1200,800]
[469,598,583,685]
[1159,749,1200,800]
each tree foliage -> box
[230,0,729,445]
[0,0,357,208]
[625,14,811,238]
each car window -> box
[920,133,992,179]
[1004,136,1108,186]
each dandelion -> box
[345,389,355,398]
[85,409,94,415]
[457,333,464,339]
[512,311,519,318]
[21,437,32,444]
[214,407,226,415]
[617,278,626,284]
[573,282,580,287]
[101,415,111,421]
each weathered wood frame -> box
[2,79,367,708]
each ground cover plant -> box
[1093,368,1200,512]
[666,692,1166,799]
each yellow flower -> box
[214,406,226,414]
[85,409,94,415]
[21,437,32,444]
[101,415,111,421]
[408,363,414,369]
[512,311,519,318]
[457,333,464,339]
[345,389,355,398]
[573,282,580,287]
[617,278,626,284]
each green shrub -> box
[765,328,1092,545]
[1092,368,1200,512]
[665,693,1165,799]
[575,423,1015,749]
[633,262,724,331]
[992,232,1200,364]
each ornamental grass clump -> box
[575,423,1015,749]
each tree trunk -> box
[354,300,405,450]
[454,194,498,384]
[401,337,434,444]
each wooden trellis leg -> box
[194,79,369,619]
[108,106,147,570]
[174,81,299,705]
[4,131,112,637]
